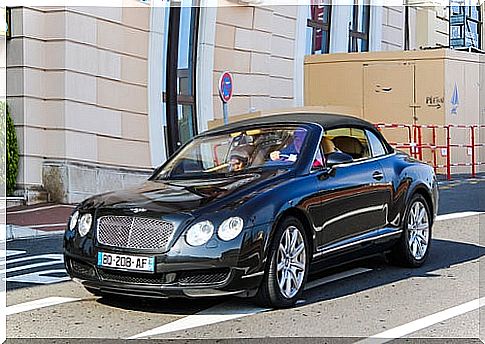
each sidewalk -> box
[6,203,75,241]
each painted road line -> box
[0,253,64,267]
[0,250,25,263]
[5,259,63,274]
[28,223,66,229]
[355,297,485,344]
[6,297,80,316]
[7,269,69,284]
[129,267,373,339]
[7,204,75,215]
[304,267,372,291]
[6,250,26,258]
[128,302,270,339]
[436,211,483,222]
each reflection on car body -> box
[64,112,438,308]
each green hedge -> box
[4,103,19,196]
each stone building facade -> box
[6,1,485,203]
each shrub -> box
[4,103,19,196]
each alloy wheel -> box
[276,225,306,299]
[407,201,430,260]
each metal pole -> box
[432,127,437,174]
[223,102,228,125]
[446,126,451,181]
[471,125,476,178]
[418,126,423,161]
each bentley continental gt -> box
[64,113,438,308]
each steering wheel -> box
[279,153,291,159]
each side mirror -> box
[326,152,353,168]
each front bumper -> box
[63,221,270,298]
[65,254,260,298]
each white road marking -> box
[7,269,70,284]
[1,254,64,275]
[7,204,75,215]
[128,303,270,339]
[304,267,372,290]
[28,223,66,229]
[5,250,26,258]
[356,297,485,344]
[0,253,63,266]
[1,254,66,284]
[6,297,80,316]
[129,267,373,339]
[436,211,483,222]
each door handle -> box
[372,171,384,180]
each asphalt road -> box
[4,179,485,342]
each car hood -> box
[79,169,291,216]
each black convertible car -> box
[64,113,438,308]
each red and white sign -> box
[219,72,233,103]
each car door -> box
[314,127,392,250]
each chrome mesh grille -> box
[97,216,175,251]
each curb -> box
[438,175,485,186]
[6,224,64,241]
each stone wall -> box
[212,4,299,119]
[43,161,151,204]
[6,4,152,203]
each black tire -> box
[256,216,310,308]
[390,193,432,267]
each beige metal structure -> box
[304,49,485,174]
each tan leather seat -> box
[322,137,337,155]
[332,136,365,159]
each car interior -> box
[323,128,371,160]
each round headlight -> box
[218,217,244,241]
[69,210,79,231]
[185,220,214,246]
[78,213,92,237]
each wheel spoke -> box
[285,270,292,296]
[290,260,305,271]
[290,242,304,259]
[279,243,286,256]
[416,239,424,258]
[417,206,426,224]
[417,232,427,244]
[278,270,287,290]
[290,229,298,252]
[416,223,428,231]
[411,238,418,257]
[277,261,285,272]
[408,208,415,228]
[284,230,291,254]
[289,267,299,285]
[408,233,416,247]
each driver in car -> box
[229,146,252,172]
[270,128,306,162]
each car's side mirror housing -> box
[326,152,353,168]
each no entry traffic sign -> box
[219,71,233,103]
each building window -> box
[450,3,482,49]
[306,3,332,54]
[348,0,370,52]
[165,2,199,156]
[6,7,11,39]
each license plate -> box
[97,252,155,273]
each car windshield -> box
[154,126,308,180]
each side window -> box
[324,127,371,160]
[311,146,325,171]
[366,130,387,157]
